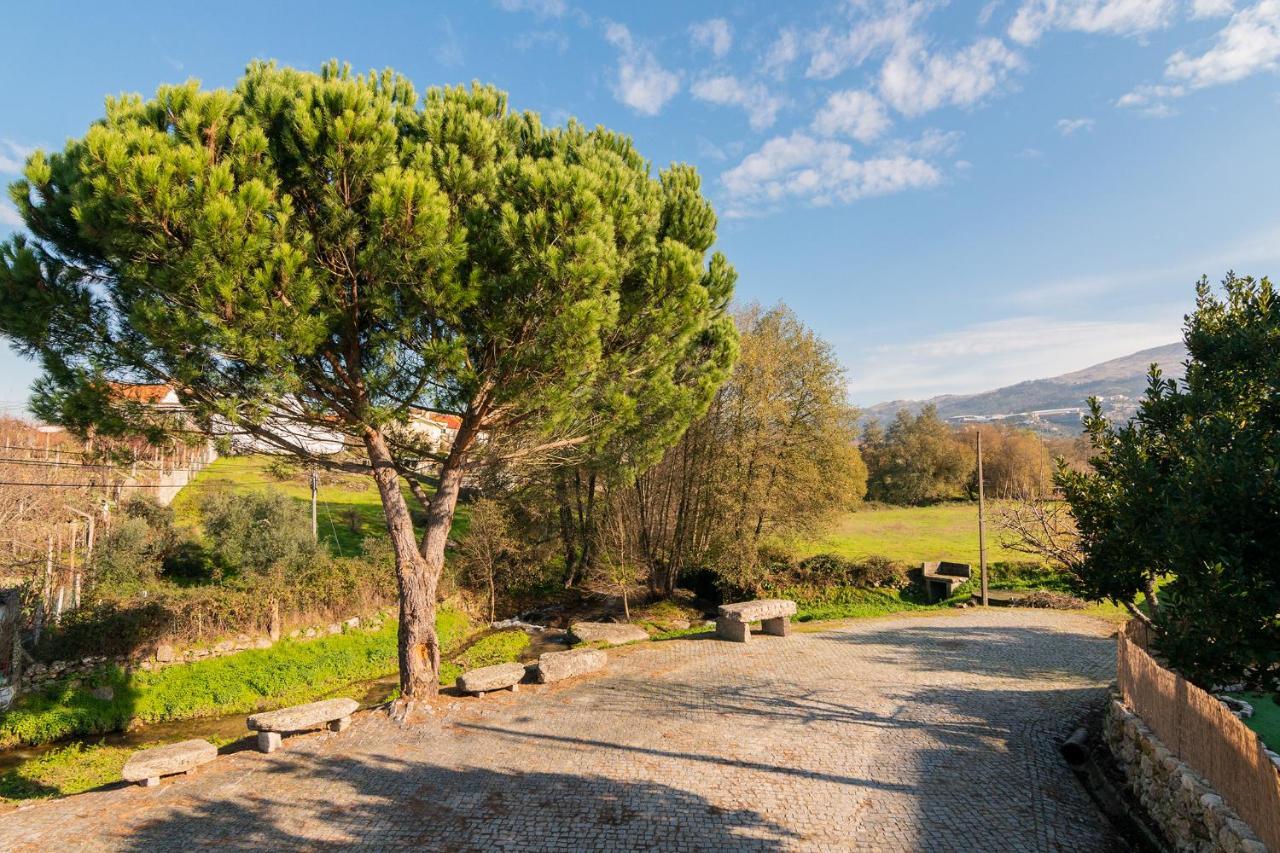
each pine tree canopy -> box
[0,60,738,471]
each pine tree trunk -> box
[364,430,439,704]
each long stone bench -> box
[247,697,359,753]
[568,621,649,646]
[535,647,606,683]
[122,739,217,787]
[457,661,526,696]
[716,598,797,642]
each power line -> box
[0,479,285,488]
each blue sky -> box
[2,0,1278,409]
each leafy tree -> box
[620,304,867,595]
[865,406,968,504]
[200,489,319,575]
[0,63,737,702]
[1059,274,1280,689]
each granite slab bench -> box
[568,622,649,646]
[247,697,359,753]
[122,739,217,787]
[716,598,797,642]
[457,662,526,696]
[535,647,607,683]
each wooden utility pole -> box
[310,467,319,543]
[976,431,989,606]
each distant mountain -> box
[864,342,1187,434]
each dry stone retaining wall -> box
[1105,698,1269,853]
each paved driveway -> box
[0,610,1121,851]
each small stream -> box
[0,624,569,773]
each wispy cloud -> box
[604,22,680,116]
[762,29,800,79]
[0,139,36,174]
[495,0,567,17]
[1008,0,1178,45]
[1056,116,1095,134]
[812,90,893,143]
[689,18,732,58]
[433,16,464,67]
[691,75,783,130]
[720,132,940,215]
[513,29,570,53]
[849,315,1181,402]
[879,35,1024,116]
[0,200,23,228]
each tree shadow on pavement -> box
[120,752,799,851]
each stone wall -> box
[18,612,388,693]
[1104,698,1269,853]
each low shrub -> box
[199,488,320,576]
[1017,590,1087,609]
[793,553,911,590]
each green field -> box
[173,455,469,556]
[800,502,1025,566]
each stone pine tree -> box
[0,62,738,706]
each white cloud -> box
[433,17,464,67]
[887,128,965,157]
[514,29,570,53]
[879,36,1024,116]
[604,23,681,116]
[806,2,929,79]
[1008,0,1177,44]
[690,75,784,130]
[812,90,893,142]
[720,132,940,212]
[1056,116,1096,133]
[1115,81,1186,114]
[850,316,1180,401]
[690,18,732,58]
[1165,0,1280,87]
[979,1,1004,25]
[495,0,567,17]
[0,200,22,228]
[1191,0,1235,16]
[762,29,800,79]
[0,139,35,175]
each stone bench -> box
[247,697,359,753]
[535,648,606,683]
[568,622,649,646]
[457,661,526,696]
[922,561,971,602]
[122,739,217,787]
[716,598,797,642]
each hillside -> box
[865,342,1187,433]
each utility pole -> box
[976,430,989,606]
[310,467,319,543]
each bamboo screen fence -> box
[1117,622,1280,849]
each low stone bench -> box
[716,598,797,642]
[535,648,606,683]
[247,697,359,753]
[568,622,649,647]
[457,661,526,696]
[122,739,217,787]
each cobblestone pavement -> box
[0,609,1123,851]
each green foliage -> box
[863,405,970,505]
[454,630,529,671]
[799,501,1025,565]
[199,488,319,575]
[0,741,136,802]
[795,553,911,590]
[1231,692,1280,753]
[3,609,471,747]
[1059,274,1280,688]
[785,587,932,622]
[93,516,165,589]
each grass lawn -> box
[799,502,1025,566]
[173,455,469,557]
[1235,692,1280,753]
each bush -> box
[794,553,910,589]
[199,488,319,575]
[92,517,165,589]
[1018,590,1087,609]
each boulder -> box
[535,648,606,683]
[568,622,649,646]
[122,739,217,786]
[91,686,114,702]
[247,697,359,733]
[456,662,526,695]
[717,598,797,623]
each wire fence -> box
[1117,621,1280,849]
